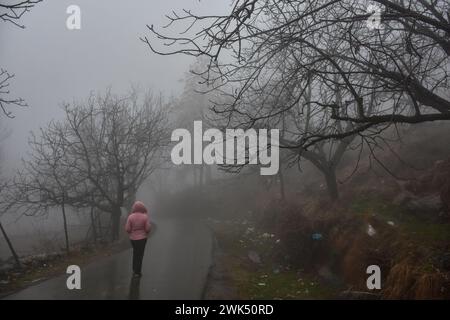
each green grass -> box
[400,219,450,243]
[236,268,338,299]
[213,220,340,300]
[350,194,401,217]
[349,194,450,244]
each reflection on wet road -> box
[3,218,213,300]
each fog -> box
[0,0,230,258]
[0,0,229,172]
[1,0,449,301]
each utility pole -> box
[0,221,21,268]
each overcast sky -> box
[0,0,230,172]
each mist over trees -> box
[171,58,219,189]
[0,1,447,253]
[0,0,449,300]
[143,0,450,200]
[2,89,169,242]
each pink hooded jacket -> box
[125,201,151,240]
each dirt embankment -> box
[204,125,450,299]
[205,182,450,299]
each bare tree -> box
[142,0,449,199]
[211,70,362,200]
[5,89,169,242]
[6,126,82,253]
[143,0,450,148]
[282,76,360,200]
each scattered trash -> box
[246,227,255,233]
[248,250,262,264]
[275,239,281,244]
[312,233,323,240]
[273,268,280,274]
[367,224,377,237]
[257,282,266,286]
[387,221,395,226]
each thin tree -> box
[0,181,21,268]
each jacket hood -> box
[131,201,147,214]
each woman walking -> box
[125,201,151,277]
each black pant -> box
[130,238,147,274]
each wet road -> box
[3,218,213,300]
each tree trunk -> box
[97,210,103,239]
[278,169,285,201]
[61,201,70,254]
[192,167,197,187]
[324,168,339,201]
[199,165,204,188]
[300,150,341,202]
[90,206,97,244]
[111,207,122,241]
[205,165,212,184]
[0,222,21,268]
